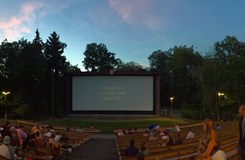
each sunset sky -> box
[0,0,245,70]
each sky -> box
[0,0,245,70]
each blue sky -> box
[0,0,245,70]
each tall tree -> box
[83,43,120,72]
[44,32,67,115]
[167,46,203,108]
[148,50,171,107]
[45,31,67,75]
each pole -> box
[170,100,173,117]
[4,96,7,120]
[51,70,55,117]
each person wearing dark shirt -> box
[1,121,12,138]
[175,133,183,145]
[167,136,174,146]
[124,139,139,156]
[238,104,245,160]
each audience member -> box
[48,133,59,147]
[10,126,27,148]
[54,132,61,141]
[43,126,52,139]
[215,124,221,130]
[28,131,45,148]
[118,130,125,136]
[238,104,245,160]
[198,118,217,159]
[161,133,169,142]
[124,139,139,156]
[142,131,149,137]
[211,142,226,160]
[59,132,69,143]
[148,124,156,133]
[136,152,144,160]
[186,128,195,140]
[167,136,174,146]
[1,121,12,138]
[175,133,183,145]
[0,136,16,160]
[139,142,148,156]
[31,123,43,135]
[173,124,181,132]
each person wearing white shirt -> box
[186,128,195,140]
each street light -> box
[218,92,224,103]
[217,92,224,121]
[2,91,10,120]
[170,97,174,117]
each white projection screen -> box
[72,76,154,111]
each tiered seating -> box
[115,121,238,160]
[0,120,100,160]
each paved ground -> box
[69,134,119,160]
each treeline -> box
[0,29,244,120]
[82,37,245,120]
[0,30,79,119]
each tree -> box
[44,32,67,116]
[148,50,171,107]
[167,46,203,109]
[116,61,147,72]
[45,31,67,75]
[83,43,120,72]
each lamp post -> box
[51,69,55,117]
[217,92,224,121]
[170,97,174,117]
[218,92,224,104]
[2,91,10,120]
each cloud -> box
[108,0,161,30]
[0,2,43,41]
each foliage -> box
[83,43,120,72]
[0,28,244,121]
[116,61,147,72]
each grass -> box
[45,117,193,133]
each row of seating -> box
[114,121,239,160]
[0,120,100,160]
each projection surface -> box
[72,76,153,111]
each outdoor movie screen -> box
[72,76,154,111]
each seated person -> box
[175,133,183,145]
[211,142,226,160]
[124,139,139,156]
[31,123,43,135]
[43,126,52,140]
[167,136,174,146]
[215,124,221,130]
[54,132,61,142]
[10,126,27,148]
[139,142,148,156]
[148,124,156,133]
[48,133,59,147]
[1,121,12,138]
[28,131,45,148]
[186,128,195,140]
[117,130,125,136]
[142,131,149,137]
[59,132,68,143]
[172,124,181,132]
[136,152,144,160]
[0,136,16,160]
[161,133,169,141]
